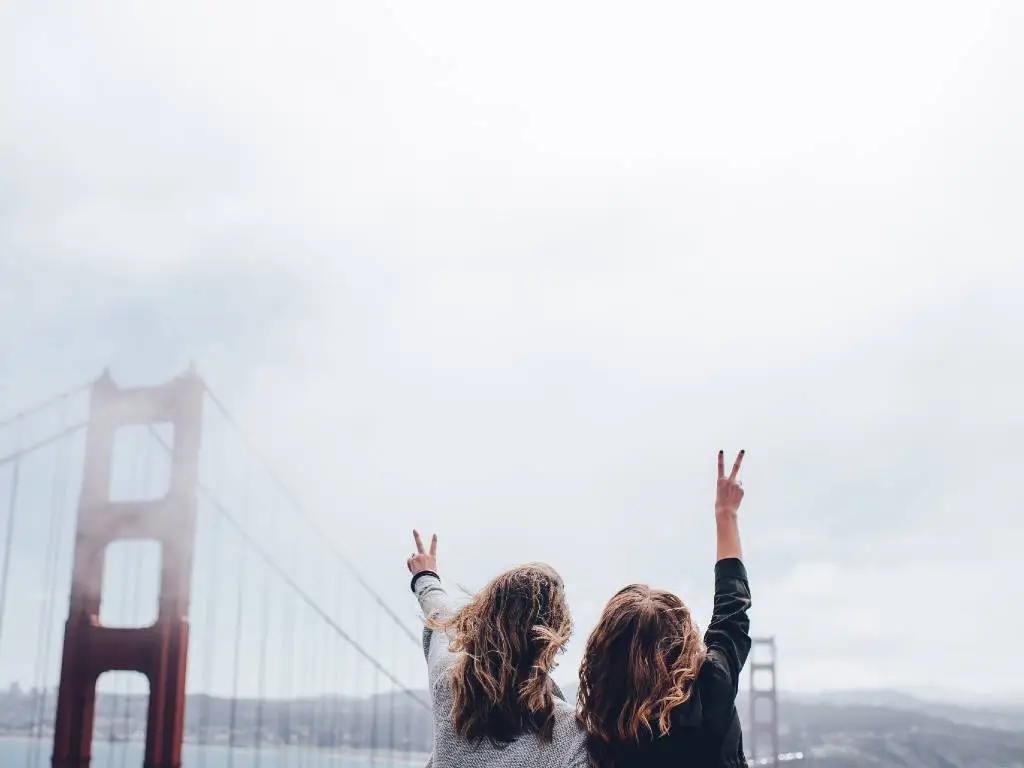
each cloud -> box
[1,0,1022,699]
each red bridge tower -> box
[51,370,203,768]
[748,636,780,764]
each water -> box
[0,738,429,767]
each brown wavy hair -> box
[429,563,572,745]
[577,584,706,767]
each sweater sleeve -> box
[702,558,752,700]
[412,572,459,687]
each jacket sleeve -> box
[702,558,752,700]
[412,571,459,686]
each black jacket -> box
[598,558,752,767]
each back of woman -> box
[577,451,753,768]
[406,530,589,768]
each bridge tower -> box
[51,370,204,768]
[748,636,780,764]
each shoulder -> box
[694,653,740,723]
[697,649,736,697]
[551,694,583,734]
[549,698,590,766]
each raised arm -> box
[703,451,752,697]
[406,530,459,683]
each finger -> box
[729,450,746,481]
[717,450,725,479]
[413,529,425,554]
[429,534,438,556]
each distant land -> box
[2,683,1022,767]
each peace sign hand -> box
[406,529,438,574]
[716,450,745,518]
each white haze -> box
[1,0,1023,700]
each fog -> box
[1,0,1022,702]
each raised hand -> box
[715,450,745,518]
[406,529,438,574]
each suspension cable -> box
[0,380,90,430]
[144,425,431,709]
[0,421,88,469]
[197,477,431,709]
[201,386,421,645]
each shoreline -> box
[0,735,430,761]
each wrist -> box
[715,509,739,521]
[410,569,440,593]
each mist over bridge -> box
[0,369,780,767]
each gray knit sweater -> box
[413,573,589,768]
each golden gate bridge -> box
[0,368,781,767]
[0,368,433,767]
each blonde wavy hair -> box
[429,563,572,745]
[577,584,706,766]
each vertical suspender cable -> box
[349,578,362,757]
[0,416,23,658]
[255,559,271,768]
[279,527,298,768]
[27,400,71,768]
[198,500,221,767]
[388,623,396,768]
[323,613,332,763]
[332,568,343,753]
[298,587,309,768]
[304,543,316,768]
[227,468,250,768]
[404,631,415,761]
[307,576,321,768]
[197,419,225,768]
[326,600,336,759]
[370,608,381,761]
[322,611,335,757]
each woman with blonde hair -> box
[577,450,753,768]
[406,530,588,767]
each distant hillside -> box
[560,683,1024,766]
[3,686,1022,766]
[786,689,1024,732]
[776,697,1024,767]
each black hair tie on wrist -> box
[410,570,440,592]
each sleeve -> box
[411,571,459,686]
[702,557,752,700]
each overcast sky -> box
[1,0,1022,703]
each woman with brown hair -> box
[406,530,589,768]
[577,450,753,768]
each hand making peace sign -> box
[406,529,438,574]
[716,450,745,518]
